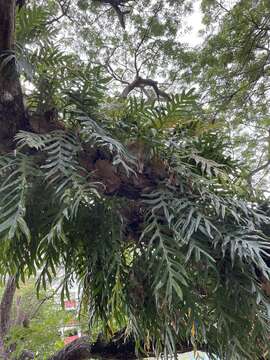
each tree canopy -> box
[1,0,270,359]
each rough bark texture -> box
[0,0,29,151]
[121,76,170,99]
[0,277,16,358]
[0,73,29,148]
[48,331,198,360]
[49,337,92,360]
[0,277,16,338]
[49,334,137,360]
[0,0,15,50]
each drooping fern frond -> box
[141,190,188,305]
[41,131,80,184]
[0,153,34,241]
[16,130,51,150]
[16,129,101,207]
[188,152,225,177]
[14,130,103,295]
[17,130,81,190]
[78,113,137,175]
[141,182,270,293]
[219,230,270,276]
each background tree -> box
[0,1,270,359]
[0,278,73,359]
[189,0,270,195]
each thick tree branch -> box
[48,337,94,360]
[121,76,170,100]
[48,330,202,360]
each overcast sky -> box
[182,0,204,47]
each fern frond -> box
[15,130,51,150]
[16,5,55,44]
[220,230,270,276]
[41,131,80,184]
[78,113,137,175]
[0,153,34,241]
[189,152,225,177]
[142,190,188,307]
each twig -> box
[30,274,70,319]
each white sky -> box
[182,0,204,47]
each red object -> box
[64,300,76,309]
[64,335,79,345]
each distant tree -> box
[0,1,270,359]
[0,278,71,359]
[191,0,270,194]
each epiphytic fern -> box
[0,153,34,241]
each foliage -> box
[0,1,270,359]
[0,280,71,359]
[191,0,270,194]
[0,91,269,358]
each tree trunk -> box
[49,331,137,360]
[0,0,29,151]
[0,0,15,50]
[0,276,17,359]
[48,331,197,360]
[48,337,92,360]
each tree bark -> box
[0,0,29,150]
[0,0,16,50]
[48,333,137,360]
[0,276,17,359]
[48,331,198,360]
[121,76,170,100]
[48,337,92,360]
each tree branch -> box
[48,330,203,360]
[44,0,73,26]
[30,273,71,320]
[48,337,94,360]
[98,0,133,29]
[247,129,270,193]
[121,76,170,100]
